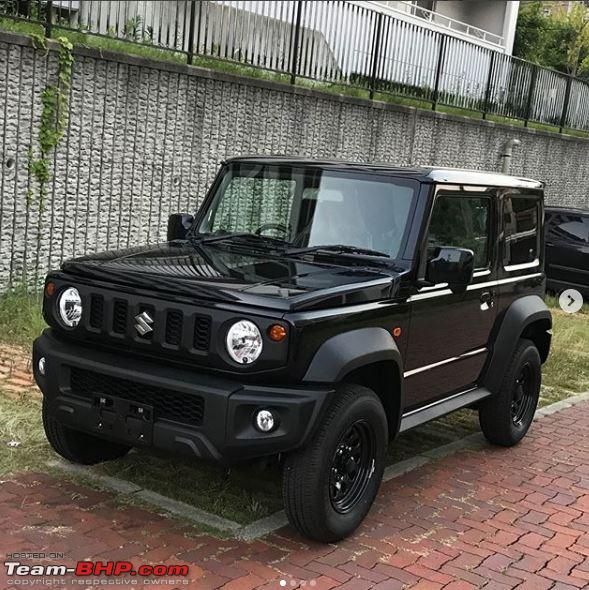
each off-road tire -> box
[479,338,541,447]
[42,398,131,465]
[282,384,387,543]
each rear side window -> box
[504,196,540,266]
[427,194,491,269]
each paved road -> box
[2,401,589,589]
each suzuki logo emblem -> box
[134,311,154,336]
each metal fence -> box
[2,0,589,132]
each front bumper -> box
[33,330,332,462]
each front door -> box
[404,187,498,409]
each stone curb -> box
[383,456,430,482]
[47,390,589,541]
[236,511,290,541]
[535,390,589,417]
[47,459,143,494]
[136,489,242,532]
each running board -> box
[399,387,492,433]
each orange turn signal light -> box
[268,324,287,342]
[392,327,402,337]
[45,282,56,297]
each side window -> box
[551,214,589,244]
[504,196,539,266]
[427,194,491,269]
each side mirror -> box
[426,247,474,292]
[167,213,194,241]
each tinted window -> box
[504,196,539,265]
[548,213,589,244]
[427,194,490,269]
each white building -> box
[369,1,520,54]
[327,1,521,109]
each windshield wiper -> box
[286,244,390,258]
[231,233,289,248]
[191,231,250,244]
[192,232,289,250]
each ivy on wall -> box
[27,33,74,208]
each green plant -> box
[515,1,589,80]
[0,288,45,348]
[123,15,142,41]
[0,391,50,476]
[27,34,74,209]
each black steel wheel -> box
[283,384,387,543]
[329,420,377,514]
[479,339,541,447]
[510,363,536,427]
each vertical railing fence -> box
[1,0,589,132]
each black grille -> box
[84,292,212,358]
[194,315,211,350]
[69,368,205,427]
[89,295,104,329]
[112,300,128,334]
[165,310,183,346]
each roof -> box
[545,205,589,214]
[224,156,544,190]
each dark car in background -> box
[545,207,589,297]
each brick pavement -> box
[2,399,589,589]
[0,344,35,395]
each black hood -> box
[61,241,405,311]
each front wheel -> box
[479,338,541,447]
[282,384,387,543]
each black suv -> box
[545,206,589,297]
[34,157,552,542]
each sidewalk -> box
[2,399,589,589]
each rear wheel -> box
[42,398,131,465]
[479,339,541,447]
[282,384,387,543]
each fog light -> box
[38,357,46,376]
[254,409,276,433]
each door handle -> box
[480,291,494,311]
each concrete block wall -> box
[0,31,588,288]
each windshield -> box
[197,164,418,258]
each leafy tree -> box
[513,1,550,64]
[514,1,589,80]
[552,3,589,77]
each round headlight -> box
[57,287,83,328]
[226,320,263,365]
